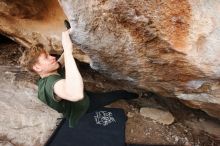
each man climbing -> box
[21,30,138,127]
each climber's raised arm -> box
[53,30,84,101]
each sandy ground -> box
[0,37,220,146]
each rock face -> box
[0,65,61,146]
[0,0,90,62]
[140,107,175,125]
[0,0,220,120]
[0,0,64,49]
[59,0,220,119]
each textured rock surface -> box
[0,0,64,49]
[0,65,61,146]
[0,0,90,61]
[59,0,220,119]
[0,0,220,120]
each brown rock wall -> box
[59,0,220,118]
[0,0,219,119]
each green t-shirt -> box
[37,68,90,128]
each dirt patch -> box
[0,39,23,66]
[0,36,39,83]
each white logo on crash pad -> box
[94,111,116,126]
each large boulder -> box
[0,0,219,119]
[0,65,61,146]
[0,0,64,49]
[58,0,220,119]
[0,0,90,62]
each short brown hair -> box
[20,43,46,73]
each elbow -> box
[72,94,84,101]
[64,84,84,102]
[68,93,84,102]
[64,85,84,102]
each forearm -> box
[53,30,84,102]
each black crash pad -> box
[45,108,126,146]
